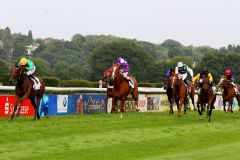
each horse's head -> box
[218,75,228,87]
[163,76,171,90]
[169,73,179,88]
[109,63,120,80]
[9,66,22,83]
[201,77,210,92]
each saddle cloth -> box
[30,77,41,90]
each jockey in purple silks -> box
[115,58,134,88]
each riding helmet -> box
[202,67,208,73]
[225,69,231,75]
[19,57,28,66]
[177,62,183,67]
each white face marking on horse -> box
[219,78,223,85]
[112,66,116,79]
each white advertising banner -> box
[138,94,147,112]
[57,95,68,113]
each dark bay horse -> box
[163,69,175,114]
[109,64,138,117]
[9,66,45,121]
[218,76,240,113]
[197,77,216,122]
[169,73,195,116]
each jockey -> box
[225,69,239,94]
[18,57,38,84]
[175,62,194,88]
[192,67,213,94]
[115,57,134,88]
[165,67,175,77]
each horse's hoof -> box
[9,119,13,122]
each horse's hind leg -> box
[131,88,139,111]
[36,96,42,119]
[31,96,42,120]
[30,98,37,120]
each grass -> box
[0,111,240,160]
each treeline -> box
[1,27,240,85]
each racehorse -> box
[218,75,240,113]
[108,63,138,117]
[196,77,216,122]
[169,73,195,116]
[8,66,45,121]
[163,69,175,114]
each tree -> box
[168,46,184,58]
[0,58,9,81]
[27,30,33,44]
[161,39,182,49]
[89,40,154,82]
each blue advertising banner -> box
[41,94,58,116]
[72,93,107,114]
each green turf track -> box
[0,111,240,160]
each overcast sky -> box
[1,0,240,48]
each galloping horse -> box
[163,69,175,114]
[218,75,240,113]
[169,73,195,116]
[9,66,45,121]
[108,64,138,115]
[196,77,216,122]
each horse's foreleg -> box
[169,98,174,114]
[9,97,20,122]
[223,100,226,112]
[111,98,117,112]
[197,101,202,120]
[120,98,126,113]
[229,101,234,113]
[177,98,183,117]
[208,101,213,122]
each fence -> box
[0,86,238,117]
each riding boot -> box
[184,80,190,92]
[231,82,239,94]
[29,75,38,84]
[126,76,134,89]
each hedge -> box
[61,79,93,87]
[42,77,61,87]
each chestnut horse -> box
[109,64,138,116]
[9,66,45,121]
[196,77,216,122]
[169,73,195,116]
[218,75,240,113]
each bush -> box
[61,79,93,87]
[1,74,14,86]
[153,82,163,88]
[42,77,61,87]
